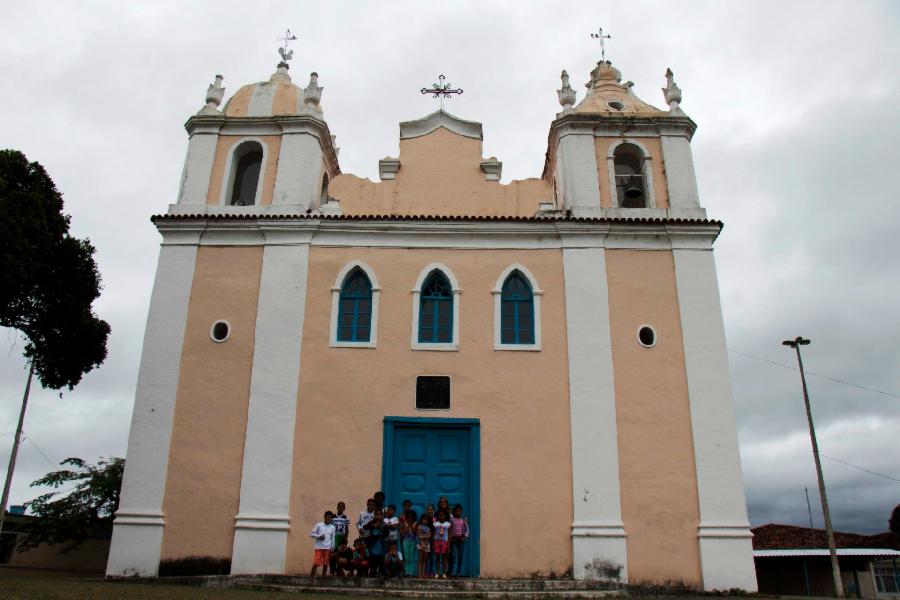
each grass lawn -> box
[0,575,378,600]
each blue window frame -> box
[418,271,453,343]
[500,272,534,344]
[337,269,372,342]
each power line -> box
[21,434,58,470]
[820,454,900,483]
[728,348,900,400]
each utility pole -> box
[0,360,35,536]
[783,336,843,598]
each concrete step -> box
[234,582,626,599]
[236,576,624,592]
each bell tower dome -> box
[546,58,703,219]
[173,45,340,215]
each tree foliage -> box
[18,457,124,553]
[0,149,110,389]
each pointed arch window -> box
[418,272,453,344]
[500,272,534,345]
[493,264,542,351]
[337,269,373,342]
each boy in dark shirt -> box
[364,508,386,576]
[330,538,354,576]
[384,541,403,579]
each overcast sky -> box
[1,1,898,536]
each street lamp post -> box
[783,336,844,598]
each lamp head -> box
[782,336,811,348]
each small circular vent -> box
[637,325,657,348]
[210,320,231,343]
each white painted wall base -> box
[106,513,164,576]
[698,529,757,591]
[572,524,628,582]
[107,242,199,577]
[231,516,291,574]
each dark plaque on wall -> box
[416,376,450,410]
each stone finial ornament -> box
[662,68,685,116]
[303,72,323,111]
[557,70,577,110]
[198,75,225,115]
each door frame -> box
[381,416,481,577]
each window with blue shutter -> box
[418,272,453,343]
[337,269,372,342]
[500,272,534,344]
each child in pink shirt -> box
[449,504,469,577]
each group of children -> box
[309,490,470,582]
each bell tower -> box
[548,60,704,220]
[549,55,757,590]
[172,43,340,215]
[107,41,342,579]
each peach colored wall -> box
[206,135,283,206]
[272,85,299,116]
[605,249,700,585]
[160,246,263,560]
[330,127,552,217]
[595,138,669,209]
[283,247,573,576]
[224,86,252,117]
[6,538,109,573]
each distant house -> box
[752,523,900,599]
[0,509,110,574]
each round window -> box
[210,320,231,343]
[607,100,625,111]
[637,325,657,348]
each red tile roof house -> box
[752,523,900,599]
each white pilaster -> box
[231,239,311,574]
[107,241,199,577]
[562,245,627,582]
[660,134,700,209]
[176,124,220,204]
[272,125,325,209]
[673,249,756,592]
[556,130,602,212]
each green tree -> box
[0,149,110,389]
[17,457,124,553]
[0,149,111,534]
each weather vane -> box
[420,74,463,110]
[591,27,612,62]
[278,29,298,66]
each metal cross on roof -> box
[591,27,612,62]
[277,29,298,65]
[421,74,463,110]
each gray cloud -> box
[1,0,897,535]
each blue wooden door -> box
[384,421,478,576]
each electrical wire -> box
[727,348,900,400]
[820,454,900,483]
[21,433,59,469]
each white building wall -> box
[107,240,198,577]
[272,128,324,209]
[673,249,757,591]
[231,240,311,574]
[176,127,219,204]
[556,131,602,212]
[660,134,700,209]
[562,245,628,582]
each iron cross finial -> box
[277,29,298,65]
[591,27,612,62]
[421,74,463,110]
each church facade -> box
[106,48,757,590]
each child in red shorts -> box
[309,511,336,583]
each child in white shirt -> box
[309,511,336,583]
